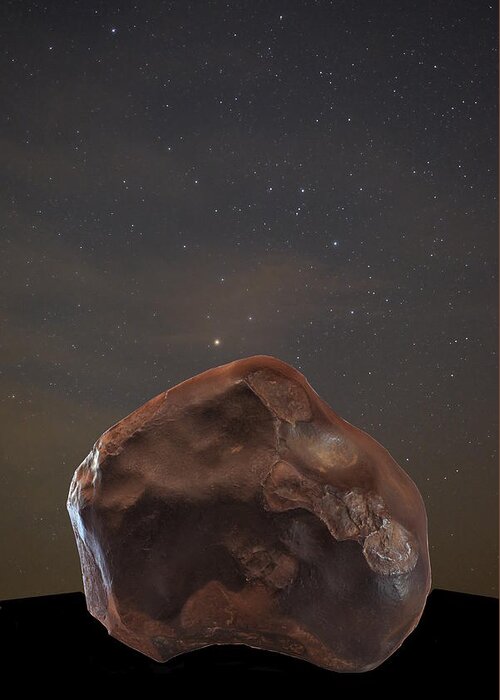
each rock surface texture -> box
[67,355,431,672]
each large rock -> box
[67,355,431,672]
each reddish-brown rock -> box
[67,355,431,672]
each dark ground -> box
[1,588,497,690]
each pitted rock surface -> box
[67,355,431,672]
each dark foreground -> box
[1,588,497,690]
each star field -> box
[0,0,497,598]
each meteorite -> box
[67,355,431,672]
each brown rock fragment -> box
[67,355,431,672]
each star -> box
[213,338,221,346]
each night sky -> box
[0,0,497,600]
